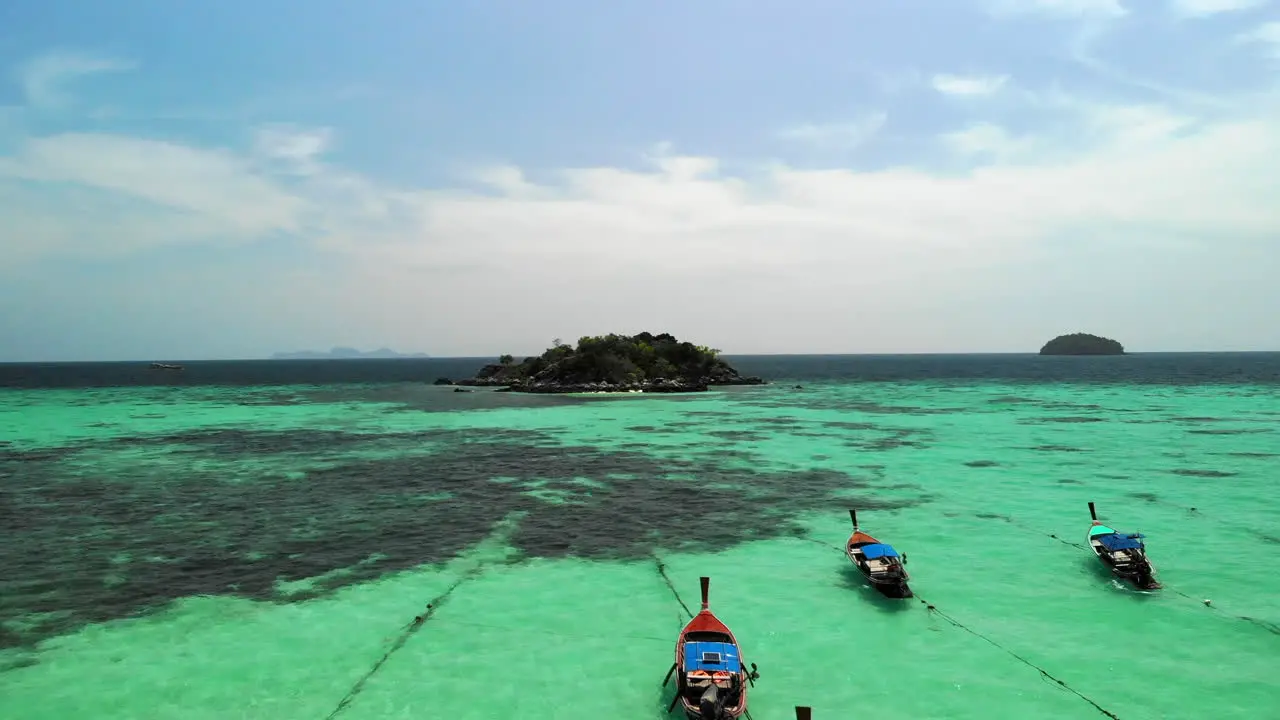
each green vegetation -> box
[454,332,763,393]
[1039,333,1126,356]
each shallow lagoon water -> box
[1,355,1278,719]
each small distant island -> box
[446,332,765,393]
[1039,333,1126,356]
[272,347,431,360]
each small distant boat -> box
[1087,501,1159,590]
[663,576,759,720]
[149,362,183,370]
[845,509,912,598]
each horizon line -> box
[4,349,1280,364]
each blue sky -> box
[1,0,1278,360]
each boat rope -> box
[911,594,1122,720]
[801,521,1279,647]
[321,565,484,720]
[982,518,1280,637]
[794,537,1126,717]
[1163,588,1280,636]
[652,554,694,620]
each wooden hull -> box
[846,530,912,598]
[1087,531,1159,590]
[675,602,747,712]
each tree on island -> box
[450,332,765,393]
[1039,333,1126,356]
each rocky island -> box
[448,332,766,393]
[1039,333,1126,356]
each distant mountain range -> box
[271,347,431,360]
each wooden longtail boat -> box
[845,509,912,598]
[1088,501,1160,590]
[662,576,759,719]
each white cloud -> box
[776,113,888,150]
[3,96,1277,276]
[1237,22,1280,58]
[931,74,1010,96]
[14,50,136,109]
[252,124,334,176]
[940,122,1039,161]
[1171,0,1269,17]
[0,133,305,246]
[2,46,1279,355]
[984,0,1128,18]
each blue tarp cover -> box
[683,641,742,673]
[1097,533,1144,551]
[861,543,900,560]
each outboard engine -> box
[698,683,722,719]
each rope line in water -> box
[912,595,1121,720]
[1164,588,1280,636]
[653,554,694,620]
[322,566,484,720]
[993,518,1280,637]
[806,517,1279,639]
[796,537,1124,717]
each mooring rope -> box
[911,594,1121,720]
[985,517,1280,637]
[653,554,694,620]
[322,565,485,720]
[796,537,1128,717]
[1163,587,1280,636]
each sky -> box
[1,0,1278,361]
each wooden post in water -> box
[795,707,812,720]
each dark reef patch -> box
[751,417,802,426]
[964,460,999,468]
[0,426,933,649]
[822,421,878,431]
[1187,428,1272,436]
[1030,445,1088,452]
[1022,416,1107,424]
[705,430,770,442]
[1128,492,1160,503]
[1170,469,1238,478]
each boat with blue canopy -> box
[663,576,759,720]
[1087,501,1159,589]
[845,509,912,598]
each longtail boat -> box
[845,509,912,598]
[1087,501,1159,590]
[663,576,759,719]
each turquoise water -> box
[2,366,1278,719]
